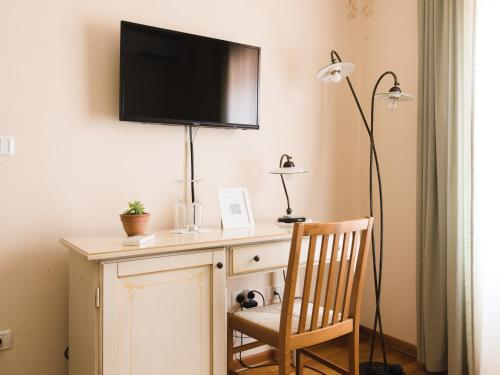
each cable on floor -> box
[237,333,278,369]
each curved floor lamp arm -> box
[338,66,399,367]
[338,77,388,365]
[366,71,399,366]
[370,71,398,302]
[333,57,401,368]
[332,50,372,138]
[345,76,372,137]
[369,142,388,366]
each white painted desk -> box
[62,224,302,375]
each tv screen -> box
[119,21,260,129]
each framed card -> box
[217,188,255,229]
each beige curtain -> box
[417,0,475,374]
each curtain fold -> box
[417,0,475,373]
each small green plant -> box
[124,200,146,215]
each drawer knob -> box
[253,255,260,262]
[216,262,224,269]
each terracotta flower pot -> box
[120,213,150,236]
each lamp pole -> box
[331,50,404,375]
[279,154,294,217]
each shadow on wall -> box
[85,20,120,120]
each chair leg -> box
[348,325,360,375]
[278,346,291,375]
[295,349,304,375]
[227,324,234,374]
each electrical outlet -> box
[0,136,15,156]
[267,286,283,303]
[0,329,13,351]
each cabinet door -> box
[102,250,226,375]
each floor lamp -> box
[317,50,413,375]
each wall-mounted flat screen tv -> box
[120,21,260,129]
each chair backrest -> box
[279,218,374,348]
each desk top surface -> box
[61,223,295,261]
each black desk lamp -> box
[270,154,309,223]
[317,50,413,375]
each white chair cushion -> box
[232,298,335,334]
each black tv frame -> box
[119,21,261,130]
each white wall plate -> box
[0,329,13,350]
[0,136,15,156]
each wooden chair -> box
[227,218,374,375]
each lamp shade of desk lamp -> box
[317,50,413,375]
[270,154,309,223]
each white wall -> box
[0,1,363,374]
[0,2,420,374]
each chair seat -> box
[232,298,335,334]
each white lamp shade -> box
[374,92,413,101]
[316,62,355,82]
[270,167,310,174]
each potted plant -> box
[120,200,150,236]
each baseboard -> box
[359,325,417,358]
[232,349,277,371]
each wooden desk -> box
[62,224,300,375]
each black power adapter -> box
[236,290,259,309]
[236,290,265,309]
[242,299,258,309]
[236,293,245,304]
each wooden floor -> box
[238,336,429,375]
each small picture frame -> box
[217,188,255,229]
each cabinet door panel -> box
[102,250,226,375]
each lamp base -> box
[277,215,306,223]
[360,362,405,375]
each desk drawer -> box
[230,241,291,275]
[229,238,335,275]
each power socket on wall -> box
[0,329,13,351]
[230,287,283,308]
[267,286,283,303]
[230,289,262,308]
[0,136,15,156]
